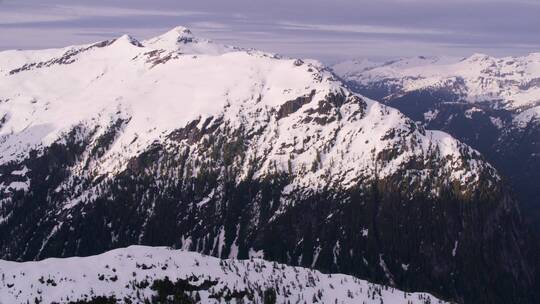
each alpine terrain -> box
[0,245,449,304]
[333,54,540,231]
[0,27,537,303]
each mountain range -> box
[0,27,537,303]
[333,54,540,231]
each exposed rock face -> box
[0,29,537,303]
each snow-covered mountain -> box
[0,28,489,187]
[0,27,537,303]
[0,245,448,304]
[333,54,540,125]
[333,54,540,234]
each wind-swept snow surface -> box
[0,246,448,304]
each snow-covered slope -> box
[334,54,540,235]
[334,54,540,125]
[0,245,448,304]
[0,27,537,304]
[0,27,490,191]
[0,27,312,170]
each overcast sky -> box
[1,0,539,63]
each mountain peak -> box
[143,26,197,50]
[166,25,193,35]
[159,26,195,43]
[113,34,143,47]
[142,25,233,55]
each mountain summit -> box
[143,26,234,54]
[0,27,537,303]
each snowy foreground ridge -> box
[0,246,448,304]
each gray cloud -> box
[0,0,539,63]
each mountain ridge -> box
[333,53,540,125]
[333,53,540,234]
[0,27,537,304]
[0,245,450,304]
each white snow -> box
[6,180,29,191]
[423,109,439,121]
[465,107,483,119]
[334,54,540,125]
[10,166,29,176]
[379,254,395,286]
[248,248,264,259]
[0,245,449,304]
[0,27,325,170]
[489,116,504,129]
[452,240,459,257]
[361,228,369,237]
[143,26,236,55]
[0,26,494,203]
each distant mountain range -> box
[0,27,537,303]
[334,54,540,232]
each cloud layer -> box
[1,0,539,62]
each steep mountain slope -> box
[0,245,449,304]
[0,28,537,303]
[333,54,540,231]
